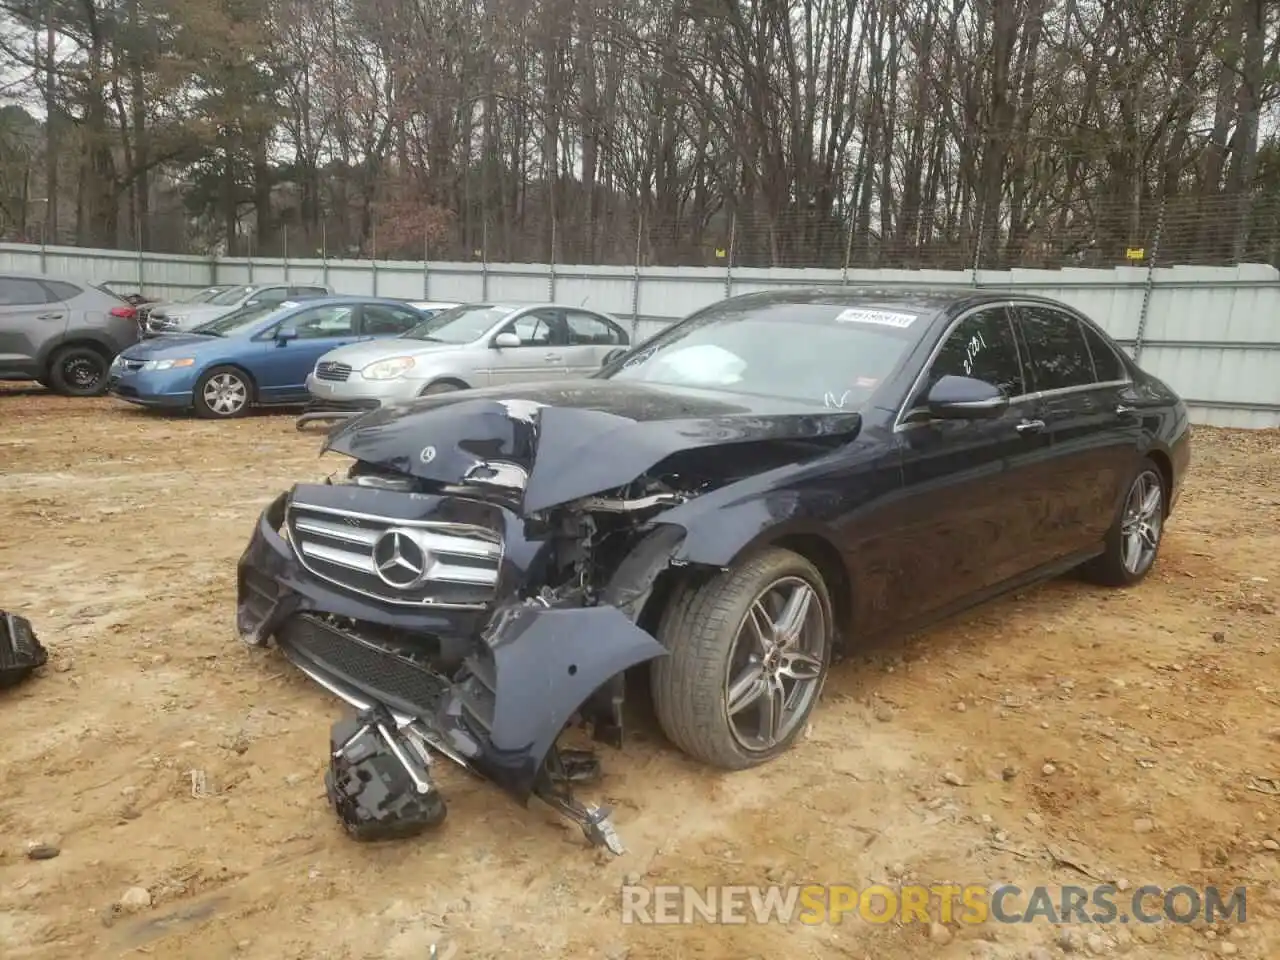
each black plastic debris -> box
[324,710,447,842]
[0,611,48,690]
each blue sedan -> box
[107,296,432,418]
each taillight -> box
[110,306,137,319]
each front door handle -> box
[37,312,64,321]
[543,353,563,362]
[1016,419,1046,435]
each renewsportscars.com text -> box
[620,883,1248,926]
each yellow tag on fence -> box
[1126,248,1145,260]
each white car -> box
[299,302,631,424]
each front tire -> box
[47,345,110,396]
[1080,459,1166,587]
[652,548,834,770]
[194,366,253,419]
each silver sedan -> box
[300,302,631,421]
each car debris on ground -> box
[0,610,48,690]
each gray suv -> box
[0,272,141,396]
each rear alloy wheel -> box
[1081,460,1166,587]
[194,366,252,419]
[652,548,833,769]
[47,345,110,397]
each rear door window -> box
[1015,305,1098,392]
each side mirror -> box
[276,326,299,344]
[601,347,628,367]
[493,331,521,349]
[924,375,1008,420]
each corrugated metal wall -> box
[2,243,1277,428]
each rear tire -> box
[651,548,833,770]
[194,365,253,419]
[47,345,111,397]
[1080,459,1167,587]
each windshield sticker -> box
[834,308,918,328]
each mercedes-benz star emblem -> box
[420,445,437,463]
[371,529,430,589]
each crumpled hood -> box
[321,379,862,513]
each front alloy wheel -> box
[194,366,252,419]
[725,577,827,752]
[652,548,834,769]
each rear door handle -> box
[37,312,64,321]
[544,353,563,362]
[1016,419,1046,435]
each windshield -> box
[189,286,232,304]
[208,285,254,306]
[191,303,281,337]
[602,301,922,407]
[401,304,512,343]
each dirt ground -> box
[1,385,1278,960]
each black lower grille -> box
[277,615,449,717]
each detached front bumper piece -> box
[0,611,48,690]
[236,495,667,855]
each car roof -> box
[3,269,104,285]
[723,285,1076,314]
[274,294,410,307]
[488,302,612,312]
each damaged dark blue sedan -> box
[235,287,1192,853]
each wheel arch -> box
[631,517,855,654]
[1145,447,1174,510]
[39,333,116,376]
[419,376,470,395]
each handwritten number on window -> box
[961,331,987,377]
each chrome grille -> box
[285,500,502,608]
[315,362,352,382]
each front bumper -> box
[235,489,667,850]
[107,367,196,408]
[306,372,425,406]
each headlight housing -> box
[141,358,195,371]
[361,356,416,381]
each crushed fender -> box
[0,611,48,690]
